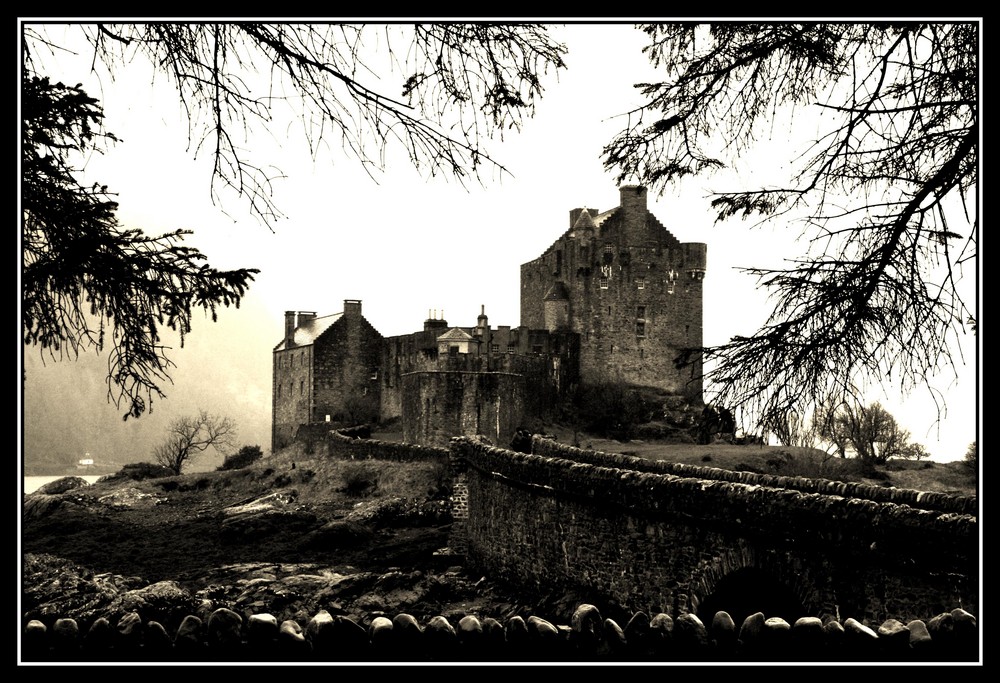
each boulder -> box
[673,613,709,659]
[36,476,92,495]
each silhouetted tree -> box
[153,410,237,474]
[899,443,931,461]
[608,23,978,434]
[21,74,257,418]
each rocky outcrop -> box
[34,476,92,495]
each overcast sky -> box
[19,21,980,470]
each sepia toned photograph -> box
[19,19,980,666]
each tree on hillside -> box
[20,22,566,418]
[606,23,978,434]
[21,74,258,419]
[898,442,931,461]
[815,400,925,468]
[153,410,237,474]
[964,440,977,472]
[766,410,821,449]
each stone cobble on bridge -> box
[21,603,978,663]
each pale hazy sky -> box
[19,22,980,468]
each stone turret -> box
[682,243,708,281]
[475,305,488,336]
[543,281,570,332]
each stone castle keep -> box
[272,186,708,452]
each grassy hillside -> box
[371,425,978,498]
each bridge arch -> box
[688,543,828,627]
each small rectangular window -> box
[507,344,516,354]
[449,345,459,356]
[636,305,646,319]
[599,277,609,289]
[604,243,614,254]
[636,277,646,290]
[636,321,646,337]
[491,344,499,352]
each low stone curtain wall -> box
[530,436,978,515]
[21,604,978,663]
[327,429,450,463]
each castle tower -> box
[519,186,707,401]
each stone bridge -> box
[447,436,978,629]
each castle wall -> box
[380,326,449,423]
[272,344,314,452]
[311,313,383,425]
[402,370,526,447]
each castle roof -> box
[536,208,618,259]
[273,313,343,351]
[572,209,597,232]
[437,327,474,342]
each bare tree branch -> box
[26,23,568,231]
[609,23,977,432]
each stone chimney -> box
[343,299,362,317]
[620,185,647,215]
[619,185,648,246]
[424,309,449,333]
[284,311,297,347]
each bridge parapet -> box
[453,437,978,626]
[530,436,977,515]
